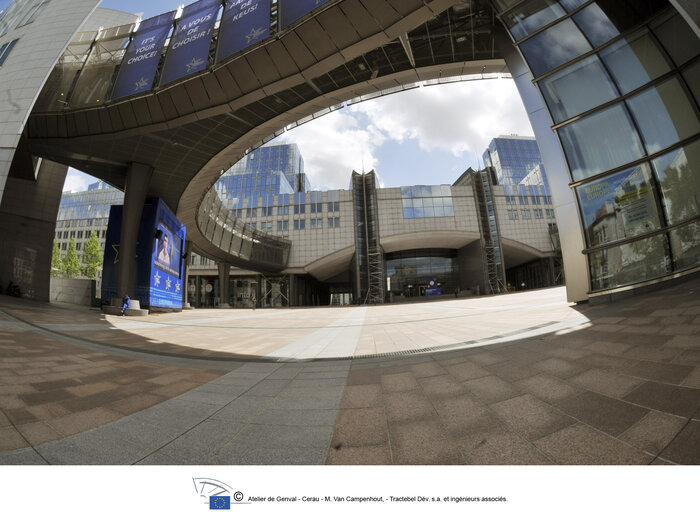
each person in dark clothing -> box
[121,294,130,316]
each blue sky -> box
[59,0,534,192]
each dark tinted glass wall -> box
[497,1,700,292]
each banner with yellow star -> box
[216,0,270,63]
[160,0,221,86]
[101,198,186,310]
[112,10,176,101]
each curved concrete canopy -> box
[380,230,480,254]
[500,238,556,269]
[25,0,505,268]
[304,246,356,282]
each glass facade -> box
[497,1,700,292]
[483,136,550,193]
[401,185,454,218]
[385,249,459,298]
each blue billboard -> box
[160,0,221,86]
[216,0,270,63]
[102,198,186,309]
[112,11,176,101]
[279,0,332,29]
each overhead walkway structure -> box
[24,0,508,274]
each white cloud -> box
[277,110,384,190]
[353,78,533,157]
[276,78,532,189]
[62,168,94,192]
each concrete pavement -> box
[0,280,698,464]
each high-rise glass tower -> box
[482,135,549,191]
[215,143,310,209]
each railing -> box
[197,188,290,269]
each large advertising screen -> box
[160,0,220,86]
[101,198,186,310]
[216,0,270,63]
[153,221,183,278]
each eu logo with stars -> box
[210,496,231,509]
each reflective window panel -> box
[519,18,591,77]
[651,139,700,225]
[502,0,566,41]
[683,59,700,105]
[589,234,671,290]
[652,11,700,67]
[576,164,662,247]
[540,55,618,123]
[559,103,645,181]
[558,0,586,11]
[573,3,619,47]
[669,222,700,271]
[586,0,668,36]
[626,77,700,155]
[599,30,671,95]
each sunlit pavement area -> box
[0,280,699,464]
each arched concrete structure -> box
[1,0,698,304]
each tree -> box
[62,237,81,278]
[51,239,63,277]
[81,231,102,279]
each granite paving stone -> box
[417,374,465,397]
[534,423,653,464]
[2,281,700,465]
[555,391,648,436]
[618,410,687,455]
[514,374,580,403]
[380,372,419,392]
[208,443,328,465]
[326,444,392,465]
[658,420,700,464]
[462,375,523,404]
[491,394,577,440]
[622,360,695,385]
[623,381,700,418]
[0,447,47,465]
[384,391,436,423]
[230,424,333,448]
[388,420,464,465]
[149,419,246,464]
[339,384,383,409]
[568,369,644,398]
[330,408,387,447]
[465,431,552,465]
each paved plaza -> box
[0,280,699,464]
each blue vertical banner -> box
[111,11,176,101]
[279,0,332,29]
[216,0,270,64]
[101,198,186,309]
[160,0,221,86]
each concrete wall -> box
[0,0,100,203]
[50,277,96,306]
[0,159,67,300]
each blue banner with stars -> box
[112,11,176,101]
[148,199,186,309]
[101,198,185,309]
[216,0,270,63]
[160,0,221,86]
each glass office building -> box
[215,143,308,208]
[55,181,123,257]
[483,135,549,189]
[495,0,700,294]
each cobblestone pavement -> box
[0,280,698,464]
